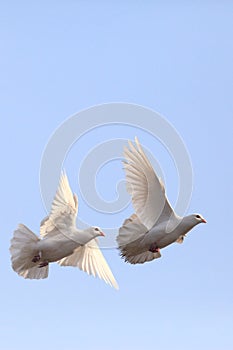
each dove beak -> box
[202,218,207,223]
[100,231,105,237]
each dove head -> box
[186,214,207,227]
[89,226,105,238]
[177,214,206,238]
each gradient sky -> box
[1,2,233,350]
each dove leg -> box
[32,251,42,263]
[149,243,160,253]
[38,260,49,268]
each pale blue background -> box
[1,2,233,350]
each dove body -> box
[10,172,118,289]
[141,214,204,250]
[117,138,206,264]
[37,228,100,263]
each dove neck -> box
[75,228,97,245]
[66,229,90,246]
[179,216,198,234]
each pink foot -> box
[149,243,160,253]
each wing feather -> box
[58,239,118,289]
[123,137,173,230]
[40,171,78,238]
[124,250,161,264]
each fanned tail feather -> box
[122,250,161,264]
[117,214,148,246]
[117,214,161,264]
[10,224,48,279]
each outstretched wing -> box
[123,137,173,230]
[58,239,119,289]
[40,171,78,238]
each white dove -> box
[10,172,118,289]
[117,137,206,264]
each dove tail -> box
[122,250,161,264]
[117,213,148,247]
[10,224,49,279]
[117,214,161,264]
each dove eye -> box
[94,228,99,231]
[195,215,201,219]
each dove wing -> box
[123,137,173,230]
[40,171,78,238]
[58,239,118,289]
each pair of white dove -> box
[10,138,206,289]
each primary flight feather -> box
[10,171,118,289]
[117,137,206,264]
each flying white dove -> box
[10,171,118,289]
[117,137,206,264]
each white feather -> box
[10,171,118,288]
[123,137,173,230]
[117,138,206,265]
[10,224,48,279]
[58,239,119,289]
[40,171,78,238]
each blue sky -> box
[1,1,233,349]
